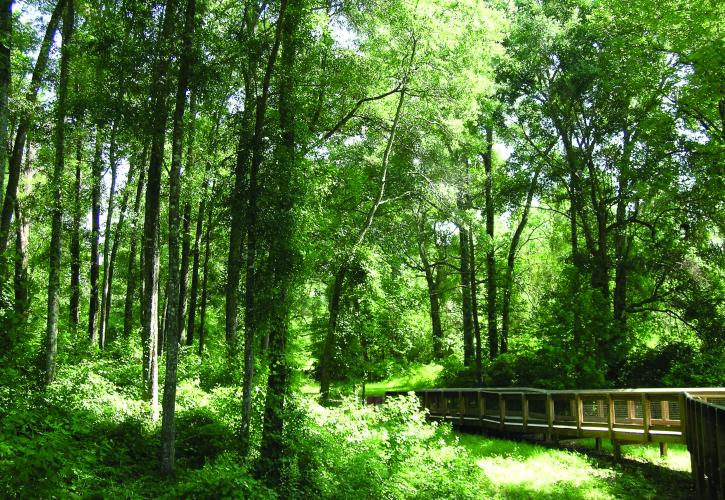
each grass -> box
[301,363,443,398]
[362,363,443,396]
[454,433,693,499]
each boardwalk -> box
[387,387,725,498]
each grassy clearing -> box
[455,433,693,499]
[301,363,443,397]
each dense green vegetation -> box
[0,0,722,495]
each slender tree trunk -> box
[226,6,263,362]
[177,201,192,340]
[13,141,32,319]
[44,0,74,386]
[501,167,540,353]
[416,220,443,358]
[88,128,103,345]
[459,224,473,366]
[14,200,29,316]
[240,0,289,457]
[469,232,482,383]
[69,131,83,327]
[318,45,413,401]
[187,182,206,345]
[161,0,195,475]
[99,124,119,348]
[482,125,497,360]
[125,146,146,339]
[102,163,135,345]
[0,0,66,257]
[0,0,12,213]
[198,194,212,357]
[259,3,299,481]
[143,0,179,422]
[319,264,346,399]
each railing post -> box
[546,392,554,442]
[642,393,651,442]
[607,393,615,441]
[442,392,448,420]
[499,393,505,431]
[575,393,583,437]
[522,393,529,432]
[459,391,465,426]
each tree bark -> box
[483,125,497,360]
[143,0,179,422]
[416,217,443,358]
[469,231,482,383]
[125,145,146,339]
[13,141,32,319]
[44,0,74,386]
[239,0,289,457]
[225,5,262,362]
[161,0,195,475]
[458,224,473,366]
[0,0,11,213]
[177,201,192,340]
[0,0,66,257]
[99,124,119,348]
[69,130,83,328]
[88,128,103,346]
[258,1,299,482]
[187,181,206,345]
[198,192,213,357]
[102,161,135,345]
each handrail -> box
[386,385,725,495]
[684,392,725,499]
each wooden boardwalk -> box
[386,387,725,498]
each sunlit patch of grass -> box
[453,433,690,499]
[363,363,443,396]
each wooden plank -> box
[642,393,651,442]
[717,407,725,500]
[608,393,615,441]
[546,393,553,442]
[499,393,505,431]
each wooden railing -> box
[685,393,725,499]
[386,386,725,493]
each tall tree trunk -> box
[187,181,206,345]
[69,130,83,328]
[416,219,443,358]
[125,147,146,339]
[239,0,289,457]
[99,124,119,348]
[0,0,66,257]
[13,141,32,320]
[198,193,212,357]
[102,163,135,345]
[143,0,179,422]
[0,0,11,213]
[469,232,482,383]
[44,0,74,386]
[88,128,103,345]
[259,3,299,482]
[177,201,192,339]
[483,125,497,360]
[161,0,195,475]
[225,6,262,362]
[458,224,473,366]
[501,167,540,353]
